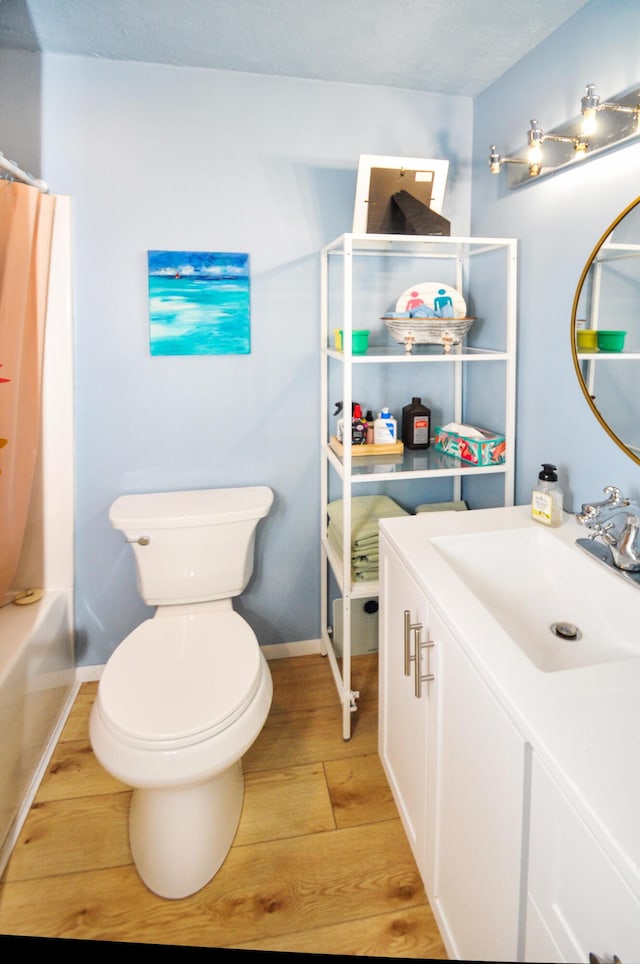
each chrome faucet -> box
[576,485,640,572]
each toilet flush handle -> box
[125,535,151,546]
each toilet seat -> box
[97,612,262,751]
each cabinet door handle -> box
[403,610,435,697]
[414,632,435,699]
[403,610,422,676]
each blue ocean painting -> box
[148,250,251,356]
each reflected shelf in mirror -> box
[571,194,640,465]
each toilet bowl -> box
[89,486,274,899]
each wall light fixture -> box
[490,82,640,188]
[580,83,640,137]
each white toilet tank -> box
[109,486,274,605]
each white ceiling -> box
[0,0,592,97]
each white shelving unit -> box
[320,233,518,739]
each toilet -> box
[89,485,274,899]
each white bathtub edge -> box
[0,675,80,880]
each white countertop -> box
[380,504,640,898]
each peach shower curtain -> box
[0,180,56,604]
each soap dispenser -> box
[531,463,563,527]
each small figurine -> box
[403,331,416,354]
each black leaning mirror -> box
[571,195,640,465]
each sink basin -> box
[431,525,639,673]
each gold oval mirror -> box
[571,195,640,465]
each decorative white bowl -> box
[382,315,475,352]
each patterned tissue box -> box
[433,426,506,466]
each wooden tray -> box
[329,436,404,457]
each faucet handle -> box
[588,521,618,546]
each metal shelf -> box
[322,440,512,483]
[577,350,640,360]
[325,344,509,363]
[320,233,518,739]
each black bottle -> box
[402,397,431,449]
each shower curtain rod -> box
[0,151,49,193]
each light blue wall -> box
[0,49,42,172]
[472,0,640,511]
[34,54,472,664]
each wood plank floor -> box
[0,653,447,958]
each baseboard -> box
[75,663,104,682]
[262,638,323,660]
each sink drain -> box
[551,621,582,641]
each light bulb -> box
[489,146,501,174]
[581,84,600,137]
[527,143,543,166]
[527,120,544,172]
[582,109,598,137]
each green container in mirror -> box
[596,330,626,352]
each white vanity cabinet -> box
[378,532,436,886]
[430,606,527,963]
[379,531,526,962]
[379,507,640,963]
[525,754,640,964]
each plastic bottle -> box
[334,401,366,445]
[374,407,398,444]
[334,401,346,443]
[352,404,367,445]
[531,463,564,527]
[402,397,431,450]
[365,410,375,445]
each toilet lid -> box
[98,612,262,749]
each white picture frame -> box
[352,154,449,234]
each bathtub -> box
[0,194,76,877]
[0,589,77,876]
